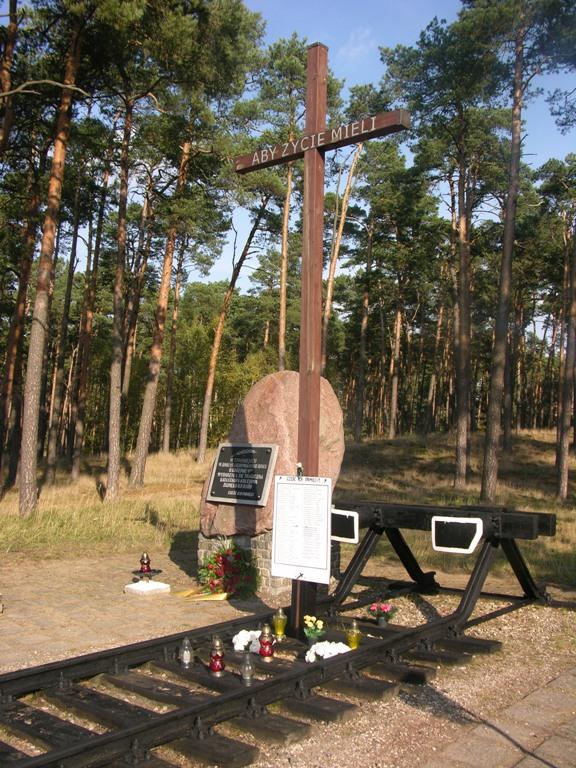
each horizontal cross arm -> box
[234,109,411,174]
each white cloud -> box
[337,27,377,63]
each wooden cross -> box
[234,42,410,634]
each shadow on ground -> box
[169,531,200,576]
[338,432,566,505]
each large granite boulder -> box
[199,370,345,536]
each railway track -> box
[0,589,512,768]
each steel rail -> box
[0,501,564,767]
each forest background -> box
[0,0,575,583]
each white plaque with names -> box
[271,475,332,584]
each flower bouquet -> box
[367,601,397,626]
[305,640,350,664]
[303,615,325,644]
[198,541,258,598]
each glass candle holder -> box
[346,619,361,650]
[240,650,255,686]
[209,635,225,676]
[272,608,287,641]
[258,623,275,661]
[179,636,193,668]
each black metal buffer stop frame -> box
[327,501,557,636]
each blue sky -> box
[245,1,464,85]
[242,0,574,169]
[201,0,574,287]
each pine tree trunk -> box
[354,216,373,443]
[454,150,471,489]
[0,0,18,156]
[0,169,39,486]
[518,325,527,428]
[388,304,402,440]
[5,359,23,488]
[37,224,63,461]
[378,295,387,435]
[426,303,445,433]
[105,98,133,502]
[556,228,576,501]
[405,320,415,433]
[415,334,427,432]
[45,176,81,484]
[556,250,569,456]
[130,141,191,486]
[67,215,92,462]
[196,195,270,464]
[19,24,82,517]
[122,189,153,397]
[71,153,112,481]
[321,143,363,374]
[61,345,76,444]
[278,163,293,371]
[162,239,185,453]
[481,12,525,503]
[503,301,522,450]
[543,319,558,428]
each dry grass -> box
[0,431,574,585]
[0,449,215,558]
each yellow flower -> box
[316,620,324,630]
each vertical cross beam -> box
[290,43,328,634]
[233,43,408,637]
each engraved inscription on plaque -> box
[207,443,278,507]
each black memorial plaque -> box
[207,443,278,507]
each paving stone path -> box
[427,669,576,767]
[0,552,267,672]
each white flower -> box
[304,640,350,663]
[232,629,261,652]
[305,647,317,663]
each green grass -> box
[1,430,575,586]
